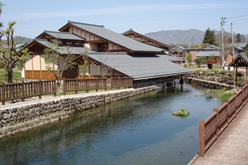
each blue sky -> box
[1,0,248,39]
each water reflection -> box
[0,83,223,165]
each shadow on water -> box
[0,83,223,165]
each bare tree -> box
[43,40,77,93]
[90,54,116,78]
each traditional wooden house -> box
[122,29,171,51]
[23,21,192,87]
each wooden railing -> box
[63,78,107,95]
[110,77,133,90]
[63,77,133,95]
[0,80,57,105]
[198,83,248,156]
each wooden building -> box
[23,21,192,82]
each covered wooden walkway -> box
[190,103,248,165]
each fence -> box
[63,78,107,95]
[63,77,133,95]
[0,80,57,105]
[198,83,248,156]
[110,77,133,90]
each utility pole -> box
[221,17,226,69]
[231,23,235,60]
[188,40,191,48]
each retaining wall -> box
[0,86,160,138]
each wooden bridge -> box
[189,84,248,164]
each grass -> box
[214,88,234,100]
[172,109,190,117]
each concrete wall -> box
[0,86,160,138]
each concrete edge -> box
[187,154,199,165]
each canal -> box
[0,83,223,165]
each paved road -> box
[191,103,248,165]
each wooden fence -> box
[0,80,56,105]
[110,77,133,90]
[63,77,133,95]
[198,83,248,156]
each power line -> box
[226,14,248,19]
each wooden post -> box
[54,79,56,97]
[75,77,78,94]
[199,120,205,157]
[234,92,238,115]
[2,83,5,105]
[63,77,66,95]
[39,79,42,99]
[86,78,89,93]
[213,108,219,137]
[22,81,25,102]
[225,100,230,124]
[96,77,99,92]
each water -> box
[0,84,222,165]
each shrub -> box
[172,109,190,117]
[194,56,206,67]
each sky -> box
[1,0,248,39]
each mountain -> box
[145,29,248,45]
[14,36,32,44]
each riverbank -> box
[0,86,160,139]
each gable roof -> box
[203,44,217,50]
[86,52,192,80]
[32,38,94,54]
[37,31,86,41]
[60,21,164,53]
[226,43,247,50]
[122,28,171,50]
[228,54,248,67]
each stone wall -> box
[0,86,160,138]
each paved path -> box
[191,103,248,165]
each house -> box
[122,29,183,64]
[23,21,192,87]
[122,29,171,51]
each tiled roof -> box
[68,21,164,53]
[226,43,247,50]
[43,31,85,40]
[33,38,93,54]
[87,52,192,79]
[196,51,220,57]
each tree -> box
[187,52,192,63]
[90,54,116,78]
[236,33,241,43]
[202,28,216,45]
[78,50,89,78]
[0,4,30,83]
[194,57,206,67]
[43,40,77,93]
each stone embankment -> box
[185,69,246,89]
[0,86,160,138]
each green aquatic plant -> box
[172,109,190,117]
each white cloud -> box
[6,3,235,19]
